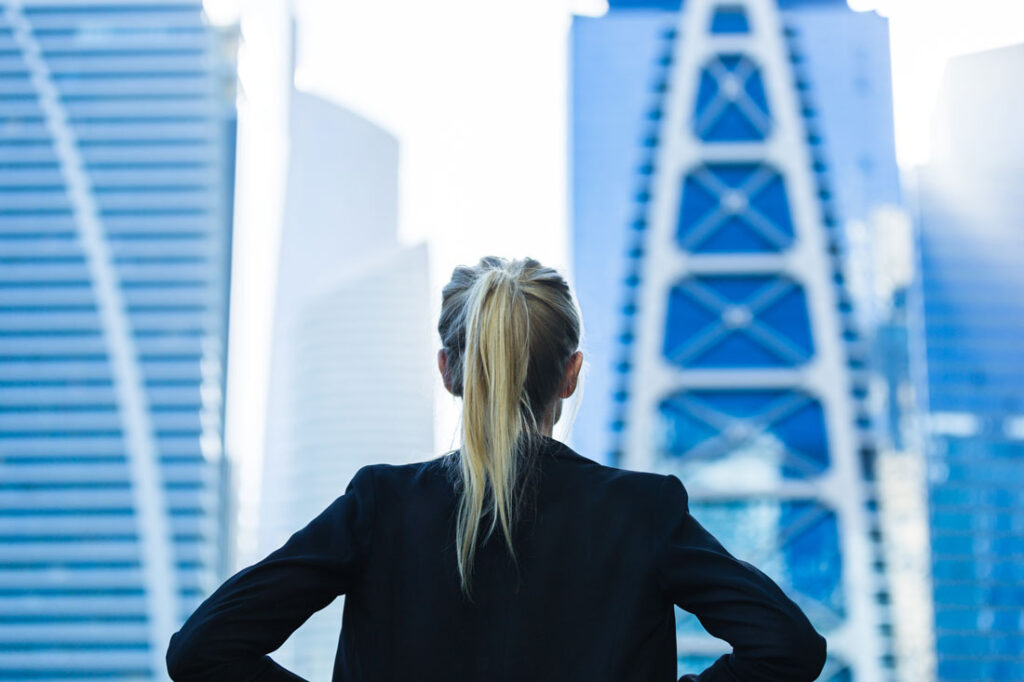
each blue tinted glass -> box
[677,164,794,253]
[663,275,814,368]
[690,500,846,626]
[826,668,853,682]
[657,389,829,478]
[710,6,750,34]
[678,655,720,674]
[693,54,771,141]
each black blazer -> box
[166,436,827,681]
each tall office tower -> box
[257,91,434,680]
[570,0,899,466]
[864,209,937,682]
[0,2,237,679]
[571,0,899,679]
[912,44,1024,681]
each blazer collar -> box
[537,435,596,464]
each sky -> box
[292,0,579,459]
[205,0,1024,563]
[851,0,1024,166]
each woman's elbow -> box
[765,618,826,680]
[165,629,190,680]
[166,628,211,681]
[809,631,828,679]
[166,627,270,681]
[792,627,827,681]
[779,600,827,680]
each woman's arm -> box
[655,474,827,682]
[165,465,377,681]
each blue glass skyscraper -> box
[570,0,900,678]
[0,2,236,678]
[912,43,1024,681]
[570,0,899,467]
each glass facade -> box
[676,163,795,252]
[571,0,900,678]
[913,43,1024,680]
[923,436,1024,680]
[570,0,899,465]
[0,2,236,678]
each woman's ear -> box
[559,350,584,399]
[438,348,454,395]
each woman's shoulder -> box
[546,438,675,488]
[526,440,682,522]
[351,454,457,499]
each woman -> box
[166,256,827,681]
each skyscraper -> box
[570,0,898,678]
[257,91,434,680]
[0,2,236,678]
[863,208,937,682]
[570,0,898,465]
[912,43,1024,681]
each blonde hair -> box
[437,256,582,599]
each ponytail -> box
[437,257,582,599]
[456,270,536,598]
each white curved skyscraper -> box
[256,91,434,680]
[0,2,237,679]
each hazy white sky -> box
[852,0,1024,165]
[294,0,579,460]
[209,0,1024,562]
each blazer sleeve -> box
[654,474,827,682]
[165,464,377,682]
